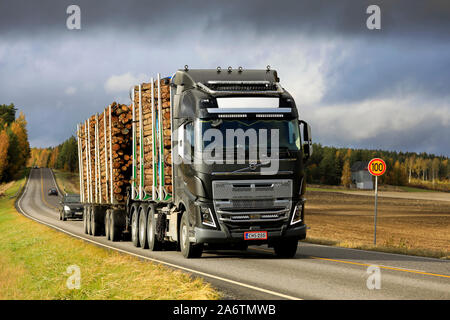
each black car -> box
[59,194,83,221]
[48,188,58,196]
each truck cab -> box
[171,67,312,258]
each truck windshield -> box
[199,119,301,151]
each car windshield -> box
[64,195,80,203]
[199,119,301,151]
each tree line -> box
[28,138,449,192]
[0,104,31,182]
[306,144,449,191]
[28,136,78,172]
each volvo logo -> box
[232,162,262,173]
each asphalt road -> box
[16,168,450,300]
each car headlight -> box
[200,206,216,228]
[64,205,71,212]
[290,200,305,225]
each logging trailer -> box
[76,67,312,258]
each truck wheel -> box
[147,204,163,251]
[273,239,299,258]
[87,206,92,235]
[110,209,124,242]
[83,207,88,234]
[91,206,103,236]
[105,210,111,241]
[131,204,140,247]
[59,211,62,221]
[138,204,149,249]
[180,212,203,258]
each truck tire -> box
[131,204,140,247]
[110,209,124,242]
[180,212,203,258]
[87,206,92,235]
[273,239,299,258]
[83,206,88,234]
[105,210,111,241]
[147,204,163,251]
[59,211,62,221]
[91,206,104,236]
[138,204,149,249]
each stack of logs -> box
[79,102,132,203]
[134,77,172,197]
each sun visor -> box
[216,97,280,109]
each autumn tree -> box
[340,159,352,188]
[9,112,31,173]
[0,130,9,180]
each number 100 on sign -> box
[368,158,386,176]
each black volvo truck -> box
[78,67,312,258]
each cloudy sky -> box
[0,0,449,156]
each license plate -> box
[244,231,268,240]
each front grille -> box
[212,179,292,223]
[230,199,274,209]
[224,220,286,232]
[212,180,292,200]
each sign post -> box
[368,158,386,245]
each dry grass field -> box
[305,190,450,258]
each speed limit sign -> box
[368,158,386,176]
[368,158,386,246]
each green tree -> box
[0,104,17,126]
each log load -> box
[79,102,132,204]
[134,77,172,198]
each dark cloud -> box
[319,38,450,104]
[1,0,450,38]
[0,0,448,156]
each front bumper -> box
[194,222,307,244]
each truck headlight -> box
[290,201,304,225]
[64,205,71,212]
[200,206,216,228]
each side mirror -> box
[299,120,313,161]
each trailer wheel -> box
[90,207,97,236]
[105,210,111,241]
[83,206,88,234]
[110,209,124,242]
[131,204,140,247]
[138,204,149,249]
[273,239,299,258]
[147,204,163,251]
[180,212,203,258]
[87,206,92,235]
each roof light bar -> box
[218,114,247,118]
[256,114,284,118]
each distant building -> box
[351,161,374,190]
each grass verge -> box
[53,169,79,194]
[304,237,449,260]
[0,179,220,300]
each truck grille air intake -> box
[212,179,292,223]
